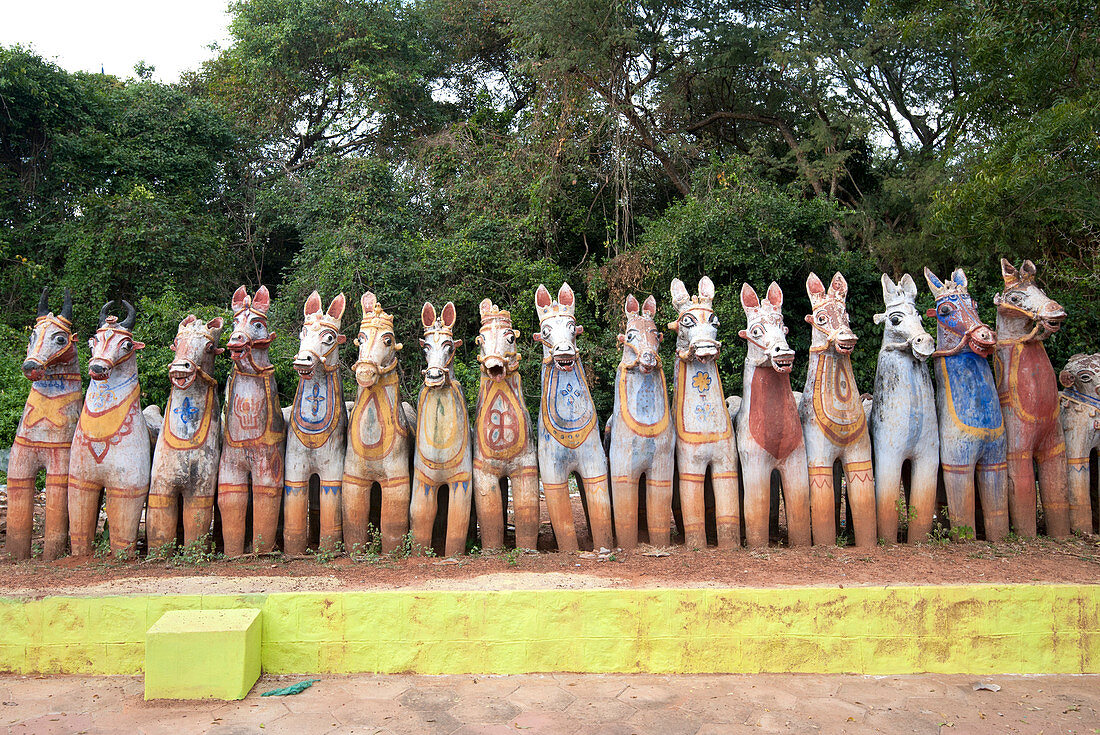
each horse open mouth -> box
[227,344,248,360]
[354,365,378,387]
[836,341,856,355]
[1042,316,1065,333]
[169,369,196,389]
[22,365,45,382]
[693,343,719,360]
[88,363,112,381]
[487,363,506,381]
[294,363,315,378]
[772,354,794,372]
[554,355,576,370]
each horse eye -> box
[890,316,902,326]
[506,332,515,343]
[939,305,951,315]
[122,340,132,351]
[816,314,827,323]
[55,334,67,345]
[383,335,392,345]
[710,316,720,327]
[568,323,576,334]
[682,315,695,327]
[205,343,214,352]
[1082,375,1092,383]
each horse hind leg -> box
[182,493,215,547]
[542,479,579,552]
[282,477,311,556]
[146,489,180,553]
[1006,448,1038,537]
[942,462,978,536]
[710,463,741,549]
[68,476,103,557]
[843,457,877,548]
[318,480,343,552]
[677,469,707,550]
[611,474,640,550]
[41,465,70,560]
[976,459,1009,541]
[908,454,939,542]
[410,473,439,554]
[4,452,39,559]
[511,468,539,550]
[645,462,674,548]
[251,483,282,554]
[1036,438,1071,537]
[105,486,147,557]
[808,464,837,545]
[874,451,904,544]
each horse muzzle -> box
[354,362,379,387]
[552,345,577,371]
[88,360,113,381]
[482,356,507,381]
[169,361,198,389]
[911,334,935,360]
[770,349,795,373]
[638,352,659,373]
[423,367,447,387]
[21,359,45,381]
[969,327,997,357]
[293,354,317,378]
[835,333,858,355]
[691,340,720,360]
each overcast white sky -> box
[0,0,232,82]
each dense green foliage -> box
[1,0,1097,442]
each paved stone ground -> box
[0,672,1097,734]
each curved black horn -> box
[37,288,50,319]
[120,300,136,331]
[98,300,114,328]
[61,288,73,323]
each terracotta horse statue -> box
[869,274,939,542]
[69,301,155,556]
[412,301,473,556]
[533,283,613,551]
[343,291,415,553]
[1059,353,1100,532]
[734,282,811,548]
[219,285,286,556]
[798,272,877,547]
[606,294,675,550]
[924,267,1009,541]
[284,291,348,555]
[473,298,538,550]
[993,259,1071,537]
[668,276,740,548]
[7,288,81,559]
[148,314,225,550]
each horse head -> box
[88,300,142,381]
[420,301,460,388]
[169,314,224,389]
[806,272,858,356]
[1060,353,1100,403]
[994,259,1066,342]
[23,287,76,380]
[618,294,662,373]
[669,276,720,361]
[739,282,795,373]
[353,291,401,388]
[227,285,275,372]
[476,299,520,382]
[534,282,583,371]
[923,267,996,358]
[874,273,934,360]
[293,291,346,379]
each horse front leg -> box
[282,477,311,556]
[444,474,473,557]
[611,471,640,550]
[976,459,1009,541]
[581,470,613,551]
[67,475,102,557]
[676,467,707,550]
[146,488,179,553]
[409,472,438,554]
[908,453,939,543]
[41,464,70,560]
[182,492,215,547]
[511,467,539,550]
[251,483,282,554]
[740,458,772,548]
[541,479,578,552]
[105,485,147,557]
[942,462,978,537]
[873,445,904,544]
[1006,447,1038,537]
[645,456,675,548]
[808,464,837,546]
[843,455,877,548]
[318,479,343,553]
[380,473,411,553]
[4,448,39,559]
[473,463,504,551]
[1065,430,1094,534]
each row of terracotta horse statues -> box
[8,259,1100,560]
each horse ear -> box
[441,302,457,327]
[625,294,640,315]
[535,284,552,310]
[180,314,197,328]
[950,268,968,289]
[206,316,224,333]
[253,286,271,313]
[767,282,784,307]
[231,286,248,311]
[1022,259,1037,277]
[327,293,346,321]
[698,275,715,300]
[304,291,322,317]
[1060,369,1076,388]
[479,298,493,319]
[740,283,759,309]
[829,272,848,300]
[899,273,918,300]
[558,282,575,307]
[670,278,689,306]
[643,295,657,317]
[421,302,436,328]
[924,267,944,291]
[361,291,377,314]
[1000,258,1018,286]
[880,273,897,302]
[806,272,826,301]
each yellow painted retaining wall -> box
[0,584,1096,676]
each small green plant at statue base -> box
[896,497,918,532]
[503,547,523,566]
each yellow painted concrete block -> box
[144,608,261,700]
